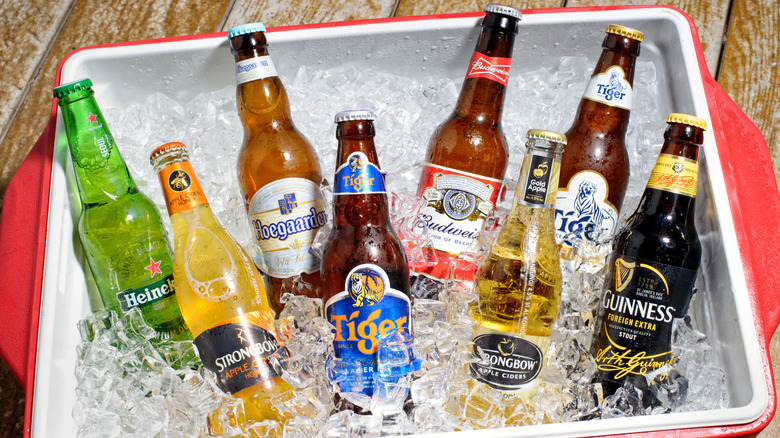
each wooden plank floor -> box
[1,0,778,436]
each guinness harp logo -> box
[615,258,636,292]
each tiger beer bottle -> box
[412,4,522,282]
[593,114,705,396]
[555,25,643,273]
[320,111,412,407]
[228,23,327,314]
[150,142,294,423]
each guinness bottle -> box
[594,113,706,395]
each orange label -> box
[645,154,698,198]
[157,161,209,215]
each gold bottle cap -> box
[150,142,188,163]
[526,129,567,145]
[666,113,708,130]
[606,24,644,42]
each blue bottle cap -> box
[227,23,266,39]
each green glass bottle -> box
[54,78,191,341]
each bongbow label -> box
[466,53,511,86]
[334,152,385,195]
[470,333,543,390]
[582,65,633,110]
[325,264,411,396]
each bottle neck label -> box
[595,255,697,386]
[248,178,328,278]
[582,66,633,110]
[516,152,560,208]
[325,264,411,396]
[645,154,698,198]
[465,53,511,86]
[235,55,278,85]
[192,310,283,394]
[411,163,502,281]
[334,152,386,195]
[157,161,209,215]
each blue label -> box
[325,264,411,396]
[334,152,386,195]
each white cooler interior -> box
[35,7,768,437]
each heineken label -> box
[116,274,175,312]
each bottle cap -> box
[150,142,188,163]
[53,78,94,98]
[526,129,567,145]
[605,24,644,42]
[334,110,376,123]
[666,113,708,130]
[227,23,266,39]
[484,4,522,20]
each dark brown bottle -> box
[228,23,327,314]
[411,4,522,282]
[593,113,706,397]
[320,110,412,403]
[555,25,643,267]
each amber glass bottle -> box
[320,111,412,404]
[412,4,522,282]
[228,23,327,314]
[593,114,705,396]
[555,25,643,270]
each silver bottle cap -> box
[334,110,376,123]
[484,4,522,20]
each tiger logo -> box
[574,180,608,230]
[347,267,386,307]
[349,154,365,173]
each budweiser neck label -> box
[517,152,560,208]
[193,310,283,394]
[157,161,209,215]
[582,66,633,110]
[235,55,278,85]
[412,163,502,280]
[465,53,511,86]
[248,178,327,278]
[595,255,697,386]
[334,152,386,195]
[325,264,411,396]
[645,154,698,198]
[554,170,619,273]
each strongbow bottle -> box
[555,25,643,271]
[150,142,293,422]
[594,114,705,396]
[470,130,565,403]
[228,23,327,314]
[320,111,412,404]
[412,4,521,282]
[54,79,190,341]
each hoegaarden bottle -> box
[54,78,191,341]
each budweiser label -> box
[465,53,511,86]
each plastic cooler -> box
[1,5,779,437]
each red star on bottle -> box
[144,256,163,278]
[86,113,98,124]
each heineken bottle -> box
[54,78,191,341]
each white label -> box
[582,66,633,110]
[235,56,278,85]
[248,178,327,278]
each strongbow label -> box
[157,161,208,215]
[645,154,698,198]
[334,152,386,195]
[193,310,282,394]
[325,264,411,396]
[517,152,560,207]
[595,256,697,384]
[235,56,278,85]
[466,53,511,86]
[248,178,327,278]
[470,333,544,390]
[582,66,633,110]
[411,164,502,280]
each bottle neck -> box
[233,46,294,131]
[58,91,136,206]
[152,153,210,217]
[454,25,516,125]
[332,120,389,228]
